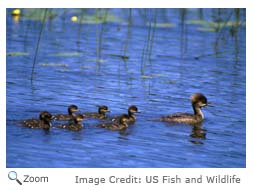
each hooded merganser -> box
[82,105,110,119]
[22,111,52,130]
[98,114,129,131]
[112,105,140,124]
[158,93,209,125]
[55,114,85,131]
[52,105,79,120]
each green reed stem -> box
[31,8,48,84]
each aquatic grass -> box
[141,73,168,79]
[97,9,108,61]
[186,20,246,27]
[152,73,168,78]
[179,9,188,58]
[64,8,123,24]
[193,50,233,60]
[213,9,237,54]
[40,63,69,67]
[106,54,129,61]
[76,9,90,71]
[186,19,245,32]
[77,9,87,47]
[21,8,58,21]
[87,59,107,64]
[186,20,213,25]
[79,10,123,24]
[7,52,29,56]
[141,75,153,79]
[149,22,174,28]
[80,65,97,70]
[80,14,122,24]
[56,69,71,72]
[9,8,245,85]
[232,8,241,64]
[197,27,217,32]
[48,52,82,57]
[141,9,157,75]
[148,9,157,61]
[31,8,48,84]
[122,9,132,61]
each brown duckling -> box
[22,111,52,130]
[98,114,129,131]
[52,105,79,121]
[55,114,85,131]
[82,105,110,119]
[112,105,140,124]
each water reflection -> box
[190,124,206,144]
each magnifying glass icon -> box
[8,171,22,185]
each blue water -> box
[6,8,246,168]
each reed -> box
[179,8,188,58]
[10,8,244,81]
[122,8,132,60]
[31,8,48,84]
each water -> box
[6,8,246,168]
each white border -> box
[1,1,252,190]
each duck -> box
[157,93,209,125]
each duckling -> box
[82,105,110,119]
[52,105,79,121]
[55,114,85,131]
[98,114,129,131]
[22,111,52,130]
[112,105,140,124]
